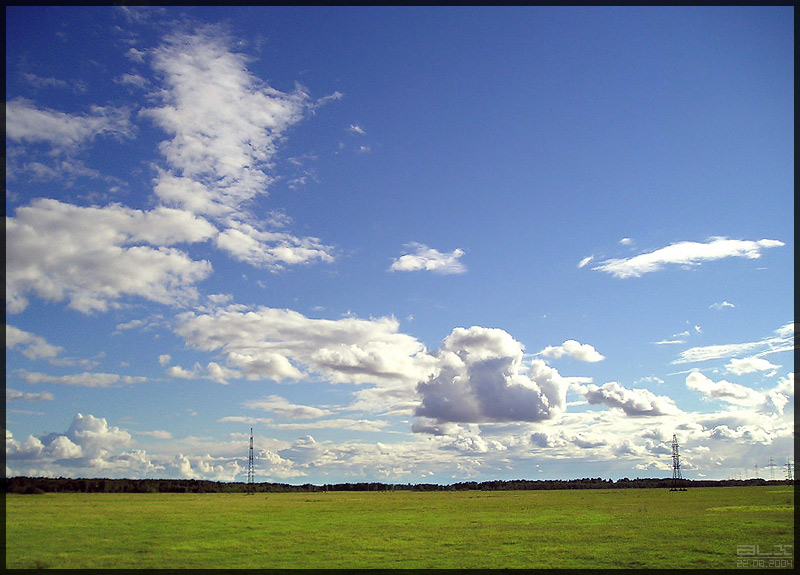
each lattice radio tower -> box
[247,427,255,494]
[670,434,686,491]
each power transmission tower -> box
[670,434,686,491]
[768,457,776,481]
[786,459,794,482]
[247,427,255,494]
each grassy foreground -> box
[5,485,794,569]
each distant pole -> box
[247,427,255,494]
[769,457,776,481]
[787,459,794,482]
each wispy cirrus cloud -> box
[6,325,65,360]
[7,388,55,402]
[389,243,466,274]
[5,97,133,151]
[14,369,146,388]
[243,395,333,419]
[20,72,87,93]
[591,237,784,278]
[272,419,388,432]
[673,323,795,364]
[5,97,134,185]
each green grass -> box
[5,486,794,569]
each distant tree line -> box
[4,475,788,495]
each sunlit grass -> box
[6,486,793,569]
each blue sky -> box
[6,6,794,484]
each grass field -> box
[5,486,794,569]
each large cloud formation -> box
[5,26,340,317]
[415,327,570,423]
[174,312,575,424]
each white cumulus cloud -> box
[6,199,215,314]
[389,243,467,274]
[415,326,569,423]
[726,356,780,376]
[539,339,605,363]
[686,371,766,407]
[174,306,438,413]
[581,381,680,416]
